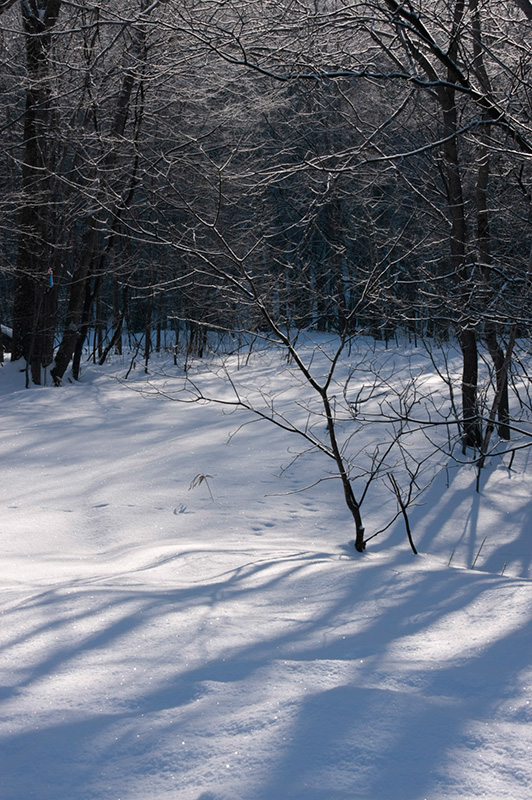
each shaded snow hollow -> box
[0,343,531,800]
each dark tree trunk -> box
[322,392,365,551]
[470,1,511,441]
[440,59,482,448]
[443,117,482,448]
[395,0,482,448]
[11,1,62,383]
[484,323,511,440]
[144,295,152,373]
[51,7,147,383]
[459,326,482,448]
[51,224,98,384]
[72,274,102,380]
[113,278,123,355]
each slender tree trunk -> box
[471,0,511,440]
[393,0,482,448]
[99,286,128,366]
[437,5,482,447]
[51,4,147,383]
[484,324,510,439]
[459,326,481,449]
[442,96,482,447]
[113,278,123,355]
[321,391,365,551]
[51,224,98,383]
[144,294,152,372]
[72,275,98,380]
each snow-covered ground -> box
[1,340,531,800]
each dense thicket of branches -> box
[1,1,531,447]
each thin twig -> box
[471,536,487,569]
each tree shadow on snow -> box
[0,544,531,800]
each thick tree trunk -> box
[11,1,62,383]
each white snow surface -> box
[0,342,531,800]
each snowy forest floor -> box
[0,338,531,800]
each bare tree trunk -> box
[322,391,366,551]
[12,0,62,384]
[72,275,98,380]
[51,4,148,383]
[439,4,482,448]
[144,294,152,373]
[459,327,481,449]
[471,0,511,440]
[476,139,510,439]
[51,224,98,383]
[99,285,128,366]
[385,0,482,448]
[113,278,123,355]
[442,94,482,448]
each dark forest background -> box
[1,1,532,454]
